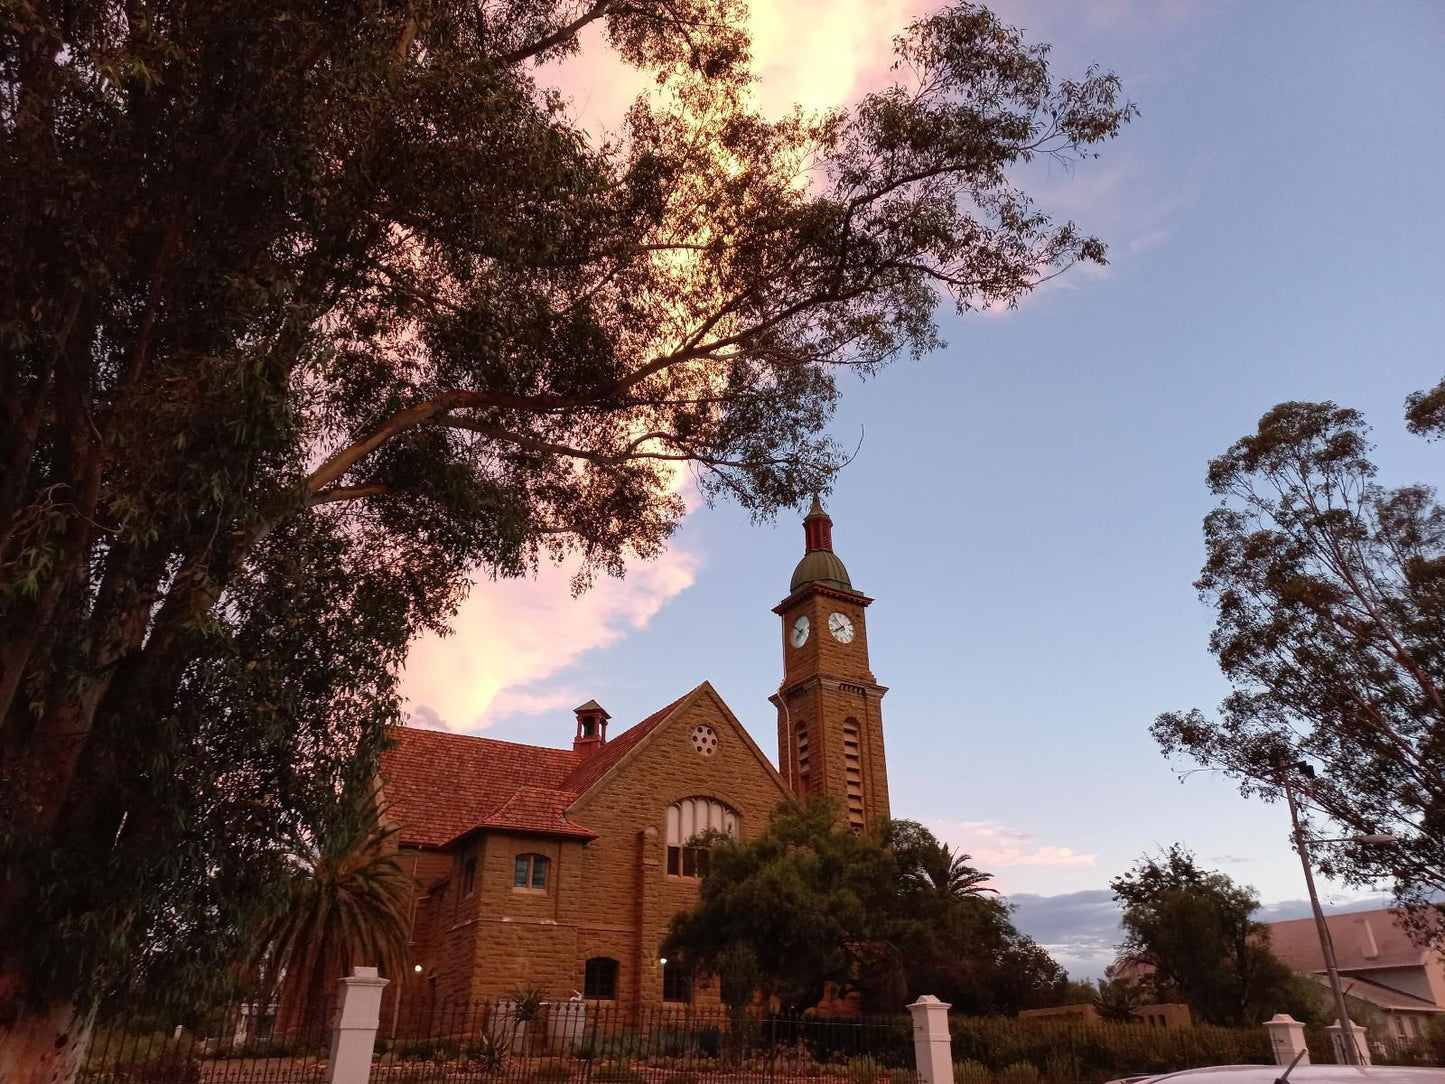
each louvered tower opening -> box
[842,718,864,830]
[796,724,810,795]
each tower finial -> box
[803,496,832,553]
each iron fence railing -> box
[373,1001,918,1084]
[81,1000,335,1084]
[74,996,1445,1084]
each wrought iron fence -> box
[81,999,336,1084]
[373,1000,918,1084]
[76,995,1445,1084]
[78,999,917,1084]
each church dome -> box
[790,549,852,593]
[788,496,853,593]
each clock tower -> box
[769,498,890,831]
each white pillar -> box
[327,967,390,1084]
[1263,1014,1309,1066]
[907,995,953,1084]
[1327,1019,1370,1066]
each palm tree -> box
[914,840,996,900]
[253,790,415,1029]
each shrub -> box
[466,1033,507,1070]
[954,1060,991,1084]
[998,1064,1040,1084]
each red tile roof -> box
[381,730,581,847]
[560,692,690,795]
[381,689,695,848]
[478,787,595,840]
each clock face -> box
[828,611,855,643]
[790,614,810,647]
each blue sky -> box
[401,1,1445,976]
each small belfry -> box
[770,498,891,831]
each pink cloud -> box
[541,0,935,138]
[927,818,1099,870]
[400,545,700,733]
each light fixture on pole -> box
[1282,762,1396,1067]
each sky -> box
[399,0,1445,977]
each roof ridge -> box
[393,726,581,759]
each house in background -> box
[1265,909,1445,1041]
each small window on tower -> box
[513,853,549,891]
[462,855,477,897]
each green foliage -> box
[662,799,1063,1014]
[465,1034,508,1071]
[1090,974,1141,1023]
[251,784,415,1013]
[1109,846,1298,1025]
[1154,396,1445,940]
[950,1016,1272,1081]
[996,1064,1041,1084]
[0,0,1133,1037]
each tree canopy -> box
[661,801,1067,1015]
[1153,397,1445,943]
[1109,846,1303,1027]
[0,0,1131,1065]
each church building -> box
[380,501,891,1014]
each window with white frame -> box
[665,797,738,878]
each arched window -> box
[513,853,549,891]
[662,960,690,1003]
[665,797,738,878]
[584,957,618,1000]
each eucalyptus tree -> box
[1154,397,1445,946]
[0,0,1133,1075]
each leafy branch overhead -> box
[0,0,1131,1059]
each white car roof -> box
[1118,1068,1445,1083]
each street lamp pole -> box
[1283,777,1358,1065]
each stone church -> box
[380,500,891,1014]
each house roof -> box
[381,690,693,848]
[1267,910,1430,974]
[1312,974,1441,1012]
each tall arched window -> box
[665,797,738,878]
[584,956,618,1000]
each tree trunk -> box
[0,994,94,1084]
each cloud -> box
[1010,889,1123,979]
[400,545,700,733]
[1256,895,1397,924]
[928,818,1099,870]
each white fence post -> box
[1326,1019,1370,1065]
[907,995,953,1084]
[327,966,389,1084]
[1263,1014,1309,1066]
